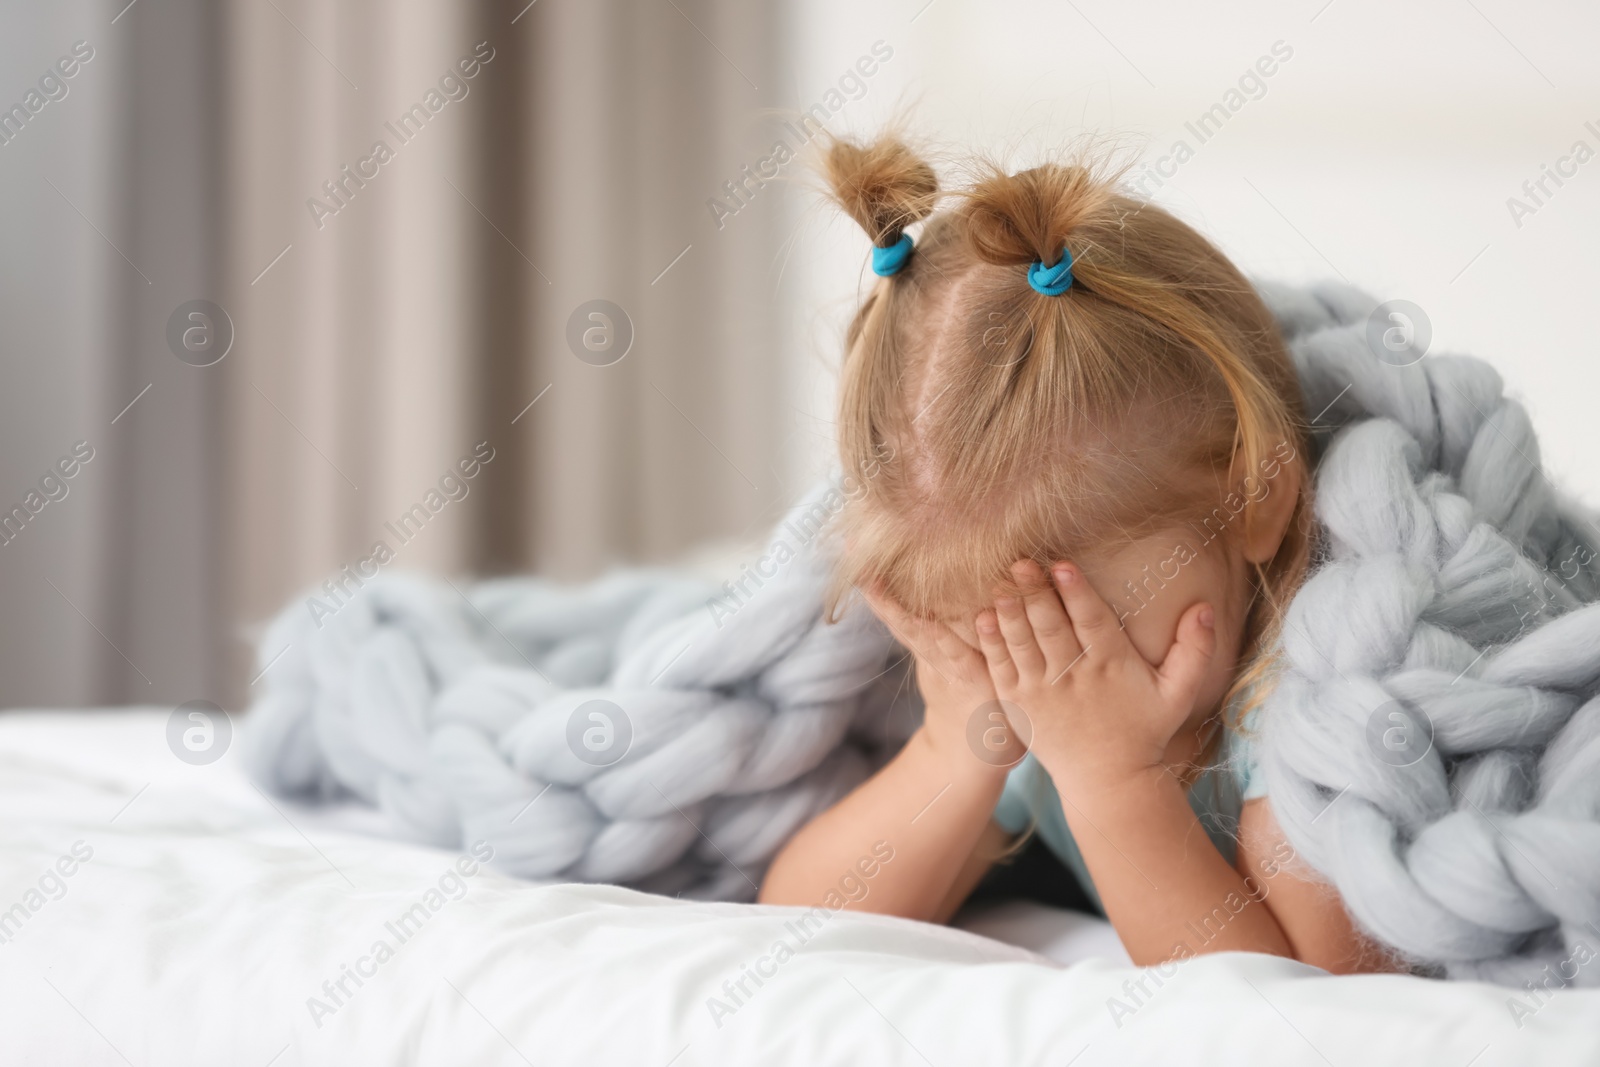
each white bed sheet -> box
[1,708,1595,1066]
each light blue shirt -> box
[991,713,1266,915]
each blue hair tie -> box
[870,233,914,277]
[1027,247,1074,296]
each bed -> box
[2,708,1594,1065]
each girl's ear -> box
[1233,448,1304,565]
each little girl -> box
[759,133,1399,974]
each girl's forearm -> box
[758,727,1008,922]
[1045,760,1295,965]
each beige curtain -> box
[222,0,789,701]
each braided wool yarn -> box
[243,483,920,902]
[247,280,1600,983]
[1255,281,1600,986]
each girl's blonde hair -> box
[819,134,1316,725]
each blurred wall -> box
[223,0,793,703]
[780,0,1600,512]
[0,0,797,710]
[0,0,223,708]
[3,0,1596,710]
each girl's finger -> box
[1013,560,1081,675]
[1156,601,1217,713]
[930,620,989,684]
[861,582,972,689]
[861,580,919,636]
[974,608,1018,689]
[993,591,1046,676]
[1051,563,1124,652]
[861,582,940,663]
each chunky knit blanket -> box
[1254,283,1600,987]
[243,484,917,903]
[247,281,1600,986]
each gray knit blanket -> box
[246,281,1600,986]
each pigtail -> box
[823,136,940,250]
[821,136,946,628]
[962,163,1108,271]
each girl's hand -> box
[972,560,1215,788]
[859,581,1028,777]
